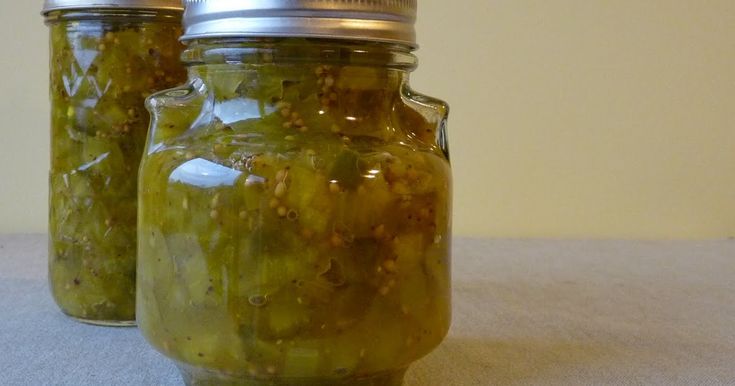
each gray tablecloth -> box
[1,234,734,385]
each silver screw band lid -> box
[181,0,418,47]
[42,0,184,14]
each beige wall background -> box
[1,1,734,239]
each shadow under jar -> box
[137,1,452,384]
[43,0,186,326]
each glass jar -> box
[137,1,451,384]
[43,0,186,326]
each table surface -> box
[1,234,734,386]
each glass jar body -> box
[137,40,451,384]
[46,9,186,325]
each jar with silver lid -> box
[137,1,451,384]
[43,0,186,326]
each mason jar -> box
[137,1,451,384]
[43,0,186,326]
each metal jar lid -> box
[181,0,418,47]
[42,0,184,14]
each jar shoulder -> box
[145,75,450,163]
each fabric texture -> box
[1,234,734,385]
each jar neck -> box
[183,38,417,78]
[44,8,182,24]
